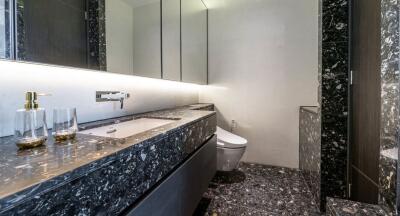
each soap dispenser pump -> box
[14,92,50,149]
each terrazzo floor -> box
[194,163,320,216]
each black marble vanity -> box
[0,104,217,215]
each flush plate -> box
[78,118,177,139]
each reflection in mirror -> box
[105,0,131,75]
[106,0,161,78]
[0,0,5,58]
[15,0,161,78]
[131,0,161,78]
[0,0,207,84]
[182,0,207,84]
[16,0,100,69]
[0,0,11,59]
[162,0,180,81]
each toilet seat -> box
[216,127,247,149]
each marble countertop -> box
[0,104,215,210]
[300,106,318,114]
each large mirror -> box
[182,0,207,84]
[0,0,207,84]
[162,0,180,81]
[106,0,161,78]
[0,0,11,59]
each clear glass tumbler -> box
[53,108,78,142]
[14,108,48,149]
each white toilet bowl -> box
[216,127,247,171]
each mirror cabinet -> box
[182,0,207,84]
[0,0,208,84]
[162,0,180,81]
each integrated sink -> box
[79,118,177,139]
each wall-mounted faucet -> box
[96,91,130,109]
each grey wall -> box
[200,0,319,168]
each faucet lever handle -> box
[95,91,130,109]
[120,98,124,109]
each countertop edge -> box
[300,106,319,115]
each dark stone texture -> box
[87,0,107,71]
[321,0,349,43]
[0,104,216,215]
[319,0,349,211]
[16,0,26,60]
[2,0,11,58]
[379,0,399,215]
[197,163,320,216]
[326,198,386,216]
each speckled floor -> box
[194,163,321,216]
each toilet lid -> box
[216,127,247,148]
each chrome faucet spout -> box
[96,91,130,109]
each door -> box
[350,0,381,204]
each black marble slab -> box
[16,0,26,60]
[299,106,321,210]
[0,104,216,215]
[87,0,107,71]
[319,0,350,211]
[326,198,387,216]
[3,0,11,58]
[379,0,399,214]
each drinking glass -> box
[53,108,78,142]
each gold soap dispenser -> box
[14,91,50,149]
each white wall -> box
[0,60,199,137]
[200,0,319,168]
[106,0,134,75]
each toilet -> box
[215,127,248,171]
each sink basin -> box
[78,118,177,139]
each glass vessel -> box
[14,108,48,149]
[53,108,78,142]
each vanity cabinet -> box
[0,106,216,215]
[125,135,217,216]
